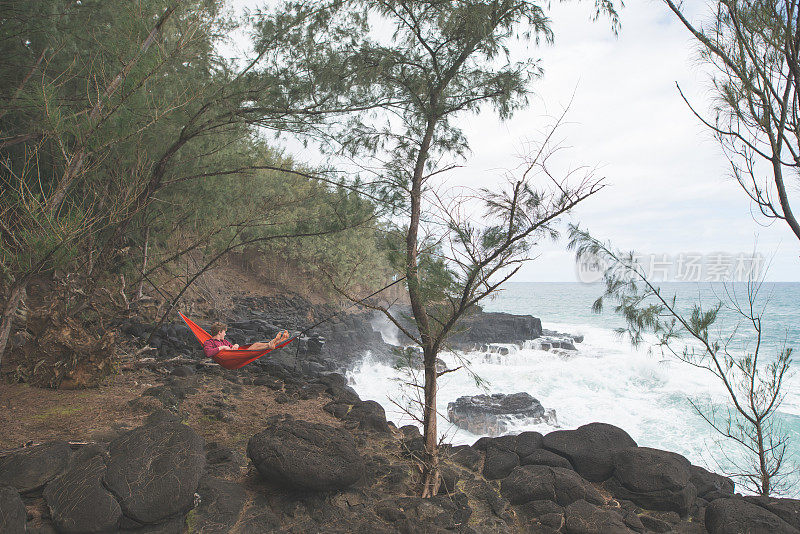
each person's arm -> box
[203,340,221,358]
[204,339,237,356]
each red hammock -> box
[178,312,296,370]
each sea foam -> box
[347,316,800,497]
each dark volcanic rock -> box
[472,431,543,458]
[459,476,513,523]
[622,510,646,532]
[205,445,242,480]
[483,446,520,480]
[542,422,637,482]
[315,372,348,389]
[122,515,186,534]
[43,455,122,533]
[297,382,326,400]
[609,447,696,515]
[472,434,518,452]
[535,336,578,352]
[448,392,548,436]
[521,449,574,470]
[145,409,181,425]
[535,329,584,352]
[449,311,543,346]
[689,465,734,500]
[391,305,544,353]
[516,498,564,521]
[743,496,800,530]
[447,445,482,471]
[190,477,247,534]
[253,375,282,388]
[348,400,391,433]
[205,443,234,465]
[104,421,205,524]
[323,399,390,433]
[69,443,107,466]
[0,440,71,493]
[375,494,472,532]
[231,493,281,533]
[0,485,26,534]
[400,425,421,439]
[500,465,604,507]
[141,385,180,411]
[515,431,544,457]
[400,434,424,459]
[438,463,462,495]
[247,419,364,491]
[706,497,799,534]
[326,384,362,404]
[323,401,351,419]
[638,513,674,533]
[564,499,633,534]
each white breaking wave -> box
[347,319,800,497]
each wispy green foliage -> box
[309,0,619,496]
[568,224,795,497]
[0,0,395,362]
[663,0,800,241]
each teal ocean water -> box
[484,282,800,361]
[348,282,800,497]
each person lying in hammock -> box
[203,322,290,358]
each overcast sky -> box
[225,0,800,282]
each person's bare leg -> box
[248,331,290,350]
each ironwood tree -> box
[664,0,800,241]
[569,226,795,496]
[0,0,394,380]
[315,0,619,496]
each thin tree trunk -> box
[138,226,150,300]
[0,282,26,368]
[421,346,440,498]
[407,116,439,497]
[755,420,770,496]
[771,157,800,241]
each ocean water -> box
[347,282,800,497]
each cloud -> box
[226,0,799,281]
[455,0,799,281]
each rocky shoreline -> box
[123,295,562,379]
[2,295,799,533]
[2,357,799,533]
[123,295,577,437]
